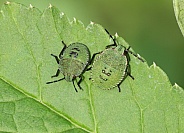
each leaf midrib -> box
[1,77,92,132]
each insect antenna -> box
[126,46,144,62]
[105,29,117,48]
[59,41,67,58]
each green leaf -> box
[1,2,184,132]
[173,0,184,36]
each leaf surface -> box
[1,2,184,133]
[173,0,184,36]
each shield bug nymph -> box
[90,29,144,92]
[46,41,90,92]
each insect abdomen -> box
[59,58,85,77]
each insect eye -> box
[102,70,105,73]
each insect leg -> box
[46,77,65,84]
[86,51,102,71]
[51,69,60,78]
[128,73,134,80]
[117,84,121,92]
[126,64,134,80]
[51,54,60,64]
[77,76,83,90]
[88,52,102,65]
[86,67,92,71]
[72,79,78,92]
[59,41,67,58]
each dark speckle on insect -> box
[72,47,80,51]
[99,75,108,81]
[46,41,91,92]
[69,51,78,58]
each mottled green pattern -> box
[60,59,85,81]
[61,43,90,63]
[91,46,127,90]
[59,43,90,82]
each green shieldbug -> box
[89,29,144,92]
[46,41,90,92]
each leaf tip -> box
[173,83,183,92]
[174,83,179,88]
[90,21,94,25]
[137,53,141,59]
[29,4,34,9]
[153,62,157,68]
[5,1,10,5]
[115,33,119,38]
[48,3,53,8]
[73,17,77,23]
[60,12,65,18]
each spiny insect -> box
[89,29,144,92]
[46,41,91,92]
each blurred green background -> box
[1,0,184,87]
